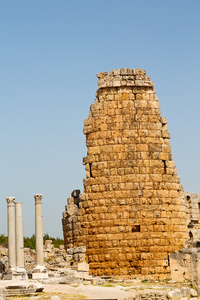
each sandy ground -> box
[0,280,185,299]
[43,282,172,300]
[44,283,136,299]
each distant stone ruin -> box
[3,195,47,280]
[62,68,190,278]
[185,192,200,244]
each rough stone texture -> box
[62,190,82,249]
[0,262,5,280]
[185,192,200,244]
[124,292,168,300]
[1,242,88,276]
[190,288,198,297]
[167,192,200,288]
[181,287,191,297]
[63,68,188,278]
[51,296,60,300]
[170,247,200,288]
[0,281,43,296]
[167,289,183,299]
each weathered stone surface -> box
[170,247,200,288]
[181,287,190,297]
[168,289,183,299]
[123,292,168,300]
[62,68,188,277]
[73,246,86,253]
[0,281,44,296]
[190,288,197,297]
[185,192,200,245]
[0,262,5,273]
[51,296,60,300]
[77,262,89,272]
[197,286,200,296]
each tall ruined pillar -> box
[34,194,44,266]
[6,197,16,269]
[14,202,27,279]
[63,68,188,279]
[15,202,27,279]
[33,194,48,279]
[15,202,25,269]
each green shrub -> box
[0,233,63,249]
[0,234,8,247]
[24,233,64,249]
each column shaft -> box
[6,197,16,269]
[34,194,44,266]
[15,202,25,269]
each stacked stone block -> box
[63,68,188,278]
[62,190,82,249]
[185,192,200,244]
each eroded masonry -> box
[62,68,189,278]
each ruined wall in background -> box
[63,68,188,278]
[185,192,200,245]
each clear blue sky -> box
[0,0,199,238]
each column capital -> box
[34,194,42,204]
[6,197,15,206]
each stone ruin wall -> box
[63,68,189,278]
[185,192,200,244]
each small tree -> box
[24,234,36,249]
[0,234,8,247]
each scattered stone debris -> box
[0,280,44,297]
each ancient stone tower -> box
[63,68,188,278]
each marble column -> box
[15,202,25,269]
[6,197,16,269]
[34,194,44,267]
[14,202,27,280]
[33,194,48,279]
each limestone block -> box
[0,248,8,256]
[162,130,171,139]
[96,72,108,78]
[189,288,197,297]
[113,68,120,75]
[161,116,167,124]
[74,246,86,253]
[45,240,53,245]
[148,100,161,109]
[66,248,74,255]
[181,287,191,297]
[51,296,61,300]
[65,203,79,217]
[77,262,89,272]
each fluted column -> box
[15,202,25,269]
[6,197,16,269]
[34,194,44,266]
